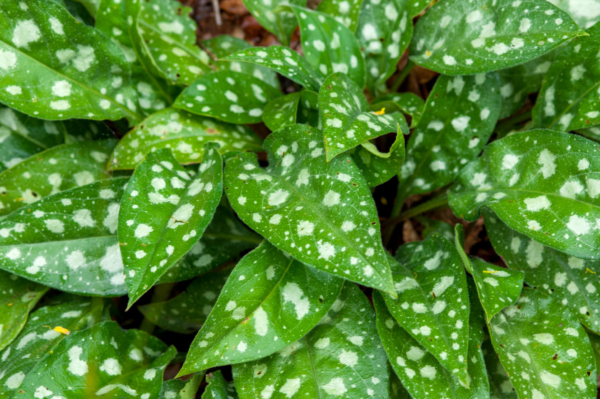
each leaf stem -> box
[390,60,415,92]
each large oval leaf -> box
[449,129,600,259]
[232,282,390,399]
[178,241,343,374]
[0,0,140,121]
[224,124,396,295]
[410,0,584,75]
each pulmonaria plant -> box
[1,0,600,397]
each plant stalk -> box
[391,60,415,92]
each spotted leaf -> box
[383,236,470,385]
[548,0,600,29]
[232,282,390,399]
[0,0,141,121]
[159,373,204,399]
[0,271,48,352]
[410,0,585,75]
[108,108,262,170]
[449,129,600,260]
[178,241,343,374]
[174,70,282,124]
[289,6,366,88]
[533,23,600,132]
[12,321,176,399]
[0,297,106,398]
[203,370,238,399]
[482,337,517,399]
[351,132,406,187]
[0,140,114,216]
[139,267,231,334]
[408,0,429,17]
[398,74,501,203]
[373,92,425,128]
[389,369,411,399]
[119,147,222,308]
[224,46,323,92]
[0,178,128,296]
[263,92,302,131]
[316,0,363,31]
[319,73,407,161]
[224,124,396,295]
[374,291,490,399]
[242,0,306,45]
[356,0,412,94]
[484,209,600,334]
[489,288,596,399]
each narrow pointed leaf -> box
[224,46,323,91]
[316,0,363,31]
[0,140,114,216]
[373,92,425,127]
[290,6,366,88]
[533,23,600,132]
[0,271,48,351]
[120,147,222,307]
[0,0,140,121]
[242,0,305,45]
[484,209,600,334]
[398,74,501,200]
[0,178,129,296]
[547,0,600,29]
[174,70,282,124]
[179,241,343,374]
[203,370,238,399]
[383,235,470,385]
[262,92,302,131]
[320,73,407,161]
[449,129,600,260]
[224,124,396,295]
[351,133,406,187]
[233,282,390,399]
[489,288,596,399]
[0,297,106,398]
[108,108,263,170]
[410,0,584,75]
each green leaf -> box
[0,270,48,351]
[533,23,600,132]
[489,288,596,399]
[242,0,306,45]
[179,241,343,374]
[224,124,396,295]
[290,6,366,88]
[0,0,141,121]
[138,0,213,85]
[202,370,238,399]
[232,282,390,399]
[174,70,281,124]
[578,126,600,143]
[351,133,406,187]
[119,146,222,307]
[158,205,261,284]
[410,0,585,75]
[319,73,407,161]
[398,74,501,201]
[383,235,470,385]
[484,209,600,334]
[356,0,412,94]
[13,321,176,398]
[449,129,600,260]
[547,0,600,29]
[408,0,429,17]
[0,140,114,216]
[373,92,426,128]
[69,0,99,18]
[587,330,600,376]
[316,0,363,31]
[139,267,231,333]
[224,46,323,92]
[160,373,204,399]
[482,338,517,399]
[0,297,106,397]
[263,92,302,131]
[108,108,263,170]
[0,178,129,296]
[374,291,490,398]
[418,217,455,242]
[389,367,411,399]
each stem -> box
[391,60,415,92]
[139,282,175,334]
[212,0,222,25]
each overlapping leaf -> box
[489,288,596,399]
[410,0,584,75]
[449,129,600,259]
[0,271,48,351]
[203,371,238,399]
[383,235,470,385]
[179,241,343,373]
[319,73,407,161]
[175,70,281,124]
[263,92,302,131]
[373,92,425,127]
[482,338,517,399]
[242,0,305,45]
[484,209,600,333]
[0,140,114,216]
[0,178,128,296]
[0,297,106,397]
[351,133,406,187]
[316,0,363,31]
[119,147,222,307]
[108,108,262,170]
[533,23,600,132]
[548,0,600,29]
[233,282,390,399]
[160,373,204,399]
[224,124,396,294]
[0,0,140,121]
